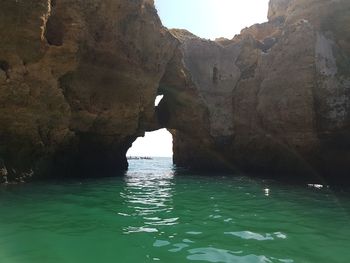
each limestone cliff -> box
[0,0,349,185]
[0,0,177,180]
[164,0,350,184]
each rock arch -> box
[0,0,349,185]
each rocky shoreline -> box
[0,159,33,184]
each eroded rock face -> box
[0,0,177,179]
[0,0,349,184]
[164,0,350,183]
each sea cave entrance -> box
[126,91,174,170]
[126,128,173,160]
[126,94,173,160]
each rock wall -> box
[162,0,350,184]
[0,0,177,179]
[0,0,349,184]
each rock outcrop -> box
[0,0,177,179]
[162,0,350,184]
[0,0,349,184]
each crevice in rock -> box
[156,97,171,127]
[258,37,278,53]
[0,60,9,72]
[0,60,10,79]
[58,72,79,112]
[44,8,64,46]
[50,0,56,8]
[212,65,219,84]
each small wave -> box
[124,226,158,234]
[153,240,171,247]
[187,247,272,263]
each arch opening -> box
[127,128,173,161]
[154,95,164,107]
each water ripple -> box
[1,158,349,263]
[224,231,287,241]
[120,166,175,233]
[124,226,158,233]
[187,247,272,263]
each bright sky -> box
[127,129,173,157]
[128,1,269,157]
[155,0,269,40]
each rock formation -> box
[0,0,177,179]
[0,0,349,184]
[163,0,350,184]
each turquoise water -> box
[0,158,349,263]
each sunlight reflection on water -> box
[1,158,347,263]
[121,166,177,234]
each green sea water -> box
[0,158,349,263]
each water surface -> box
[0,158,349,263]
